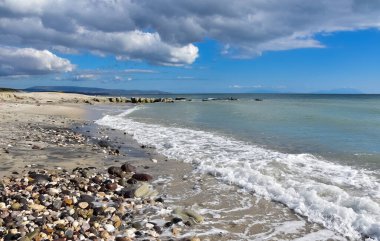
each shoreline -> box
[0,92,348,240]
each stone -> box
[104,224,115,233]
[108,166,124,177]
[79,194,95,203]
[100,231,110,239]
[78,202,89,209]
[64,197,73,206]
[126,178,137,185]
[183,209,205,223]
[11,202,21,210]
[52,200,62,210]
[65,229,74,238]
[132,222,142,229]
[172,227,181,237]
[29,204,45,212]
[115,237,131,241]
[121,163,136,173]
[131,173,153,182]
[48,188,60,196]
[29,173,51,183]
[134,183,150,198]
[81,222,91,232]
[106,182,117,191]
[0,202,6,209]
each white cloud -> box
[230,85,263,89]
[0,0,380,66]
[0,47,74,76]
[124,69,158,74]
[74,74,96,80]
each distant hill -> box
[0,87,19,92]
[311,88,364,94]
[24,86,170,96]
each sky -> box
[0,0,380,93]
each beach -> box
[0,92,206,240]
[1,92,374,240]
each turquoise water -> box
[97,94,380,240]
[129,94,380,169]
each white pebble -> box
[104,224,115,233]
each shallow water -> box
[96,94,380,240]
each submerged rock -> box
[132,173,153,182]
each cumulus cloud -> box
[0,47,74,76]
[0,0,380,66]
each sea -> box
[96,94,380,240]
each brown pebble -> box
[121,164,136,173]
[132,173,153,182]
[106,182,117,191]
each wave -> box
[96,107,380,240]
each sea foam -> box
[96,107,380,240]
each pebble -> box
[121,163,136,173]
[104,224,116,233]
[132,173,153,182]
[0,163,199,240]
[78,202,89,209]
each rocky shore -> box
[0,92,175,105]
[0,164,203,241]
[0,100,205,240]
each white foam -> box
[96,108,380,240]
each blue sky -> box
[0,1,380,93]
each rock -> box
[0,202,6,209]
[78,202,89,209]
[172,217,182,224]
[104,224,115,233]
[183,209,205,223]
[98,140,110,148]
[106,182,117,191]
[132,222,143,229]
[29,173,51,183]
[19,228,40,241]
[64,197,73,205]
[81,222,91,232]
[32,145,42,150]
[191,237,201,241]
[121,163,136,173]
[29,204,45,212]
[65,229,74,238]
[172,227,181,237]
[134,183,150,198]
[108,166,124,177]
[48,188,60,196]
[11,202,21,210]
[52,200,62,210]
[115,237,131,241]
[100,231,110,239]
[79,194,95,203]
[151,158,158,163]
[119,188,134,198]
[132,173,153,182]
[91,175,102,184]
[126,178,137,185]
